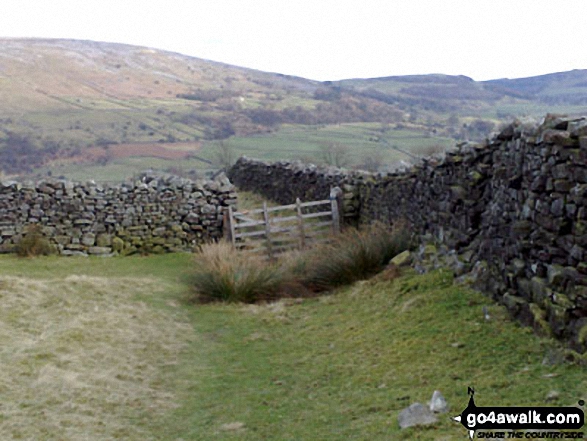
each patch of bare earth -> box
[0,275,192,440]
[48,142,202,168]
[92,142,202,160]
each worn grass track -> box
[0,255,195,440]
[167,270,586,440]
[0,254,584,440]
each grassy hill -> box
[485,70,587,104]
[0,38,317,112]
[337,71,587,119]
[1,39,587,181]
[0,39,326,177]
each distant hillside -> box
[0,38,318,112]
[0,39,409,176]
[338,74,505,111]
[0,38,586,179]
[337,70,587,115]
[483,69,587,104]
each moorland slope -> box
[1,38,587,179]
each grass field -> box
[200,123,455,167]
[29,123,455,182]
[37,156,214,183]
[0,254,584,440]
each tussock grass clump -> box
[16,224,55,257]
[299,222,411,291]
[191,242,285,303]
[190,223,410,303]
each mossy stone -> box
[111,237,124,253]
[96,234,112,247]
[422,244,437,258]
[121,245,138,256]
[151,245,166,254]
[529,303,552,337]
[547,304,568,336]
[502,293,526,314]
[390,250,412,267]
[130,236,143,246]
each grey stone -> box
[73,219,92,226]
[429,390,449,413]
[81,233,96,246]
[88,246,114,255]
[61,250,88,257]
[398,403,438,429]
[0,171,233,258]
[550,198,565,216]
[153,227,166,236]
[201,204,216,214]
[445,253,466,276]
[540,129,571,145]
[545,390,560,402]
[184,212,199,223]
[531,277,549,305]
[38,184,55,195]
[53,235,71,245]
[569,119,587,137]
[547,265,565,285]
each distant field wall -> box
[227,158,366,222]
[228,115,587,353]
[0,173,237,256]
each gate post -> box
[223,206,236,246]
[296,198,306,249]
[330,187,342,235]
[263,201,274,260]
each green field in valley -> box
[201,123,455,167]
[30,122,455,183]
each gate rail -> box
[224,190,341,259]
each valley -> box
[2,39,587,181]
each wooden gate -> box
[224,190,341,259]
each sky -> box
[0,0,586,82]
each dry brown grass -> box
[190,242,286,303]
[16,224,55,257]
[0,275,192,440]
[294,222,411,292]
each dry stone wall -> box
[0,173,237,256]
[227,158,364,222]
[228,115,587,353]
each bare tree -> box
[214,140,236,170]
[95,150,113,166]
[447,114,460,127]
[319,142,351,168]
[358,150,385,172]
[418,144,446,159]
